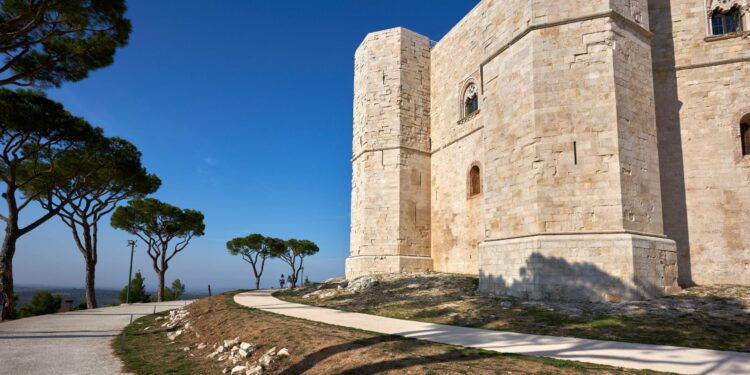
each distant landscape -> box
[14,285,207,307]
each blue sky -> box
[14,0,478,291]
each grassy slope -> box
[275,275,750,352]
[114,292,664,375]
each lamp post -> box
[126,240,137,304]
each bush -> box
[119,271,151,303]
[17,291,62,318]
[164,279,185,301]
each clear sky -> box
[13,0,479,292]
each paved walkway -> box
[0,301,190,375]
[235,290,750,375]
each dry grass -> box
[114,292,663,374]
[276,274,750,352]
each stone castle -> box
[345,0,750,301]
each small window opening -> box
[469,165,481,197]
[462,83,479,118]
[711,7,742,35]
[573,141,578,165]
[741,121,750,156]
[465,93,478,115]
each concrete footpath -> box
[0,301,190,375]
[235,290,750,375]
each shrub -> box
[17,291,62,318]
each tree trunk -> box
[255,277,260,290]
[0,230,17,320]
[157,270,165,302]
[84,258,98,309]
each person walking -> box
[0,284,9,322]
[279,274,285,289]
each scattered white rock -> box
[239,342,254,351]
[224,337,240,347]
[348,276,377,293]
[197,343,207,350]
[245,365,264,375]
[166,329,183,341]
[258,353,273,369]
[230,365,247,374]
[238,348,249,358]
[222,367,230,374]
[405,283,420,289]
[183,346,190,352]
[276,348,290,357]
[317,290,337,299]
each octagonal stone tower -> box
[345,27,433,278]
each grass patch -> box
[276,275,750,352]
[114,291,663,374]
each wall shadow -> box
[649,0,693,286]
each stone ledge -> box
[478,233,679,302]
[345,255,434,279]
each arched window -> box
[468,165,481,197]
[711,6,742,35]
[741,115,750,156]
[463,83,479,117]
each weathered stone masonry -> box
[347,0,750,301]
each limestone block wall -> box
[611,19,664,235]
[530,18,624,234]
[650,0,750,285]
[479,233,679,302]
[347,27,433,278]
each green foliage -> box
[0,89,106,319]
[111,199,204,301]
[119,271,151,303]
[24,114,160,310]
[164,279,186,301]
[0,0,132,87]
[226,233,286,289]
[304,276,311,286]
[17,291,62,318]
[279,239,319,289]
[111,198,205,241]
[0,89,103,195]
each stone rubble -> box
[205,337,287,374]
[148,303,291,375]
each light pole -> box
[126,240,137,304]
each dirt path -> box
[0,301,189,375]
[235,290,750,375]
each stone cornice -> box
[655,55,750,72]
[351,145,430,163]
[479,10,652,93]
[483,230,669,243]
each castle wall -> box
[650,0,750,285]
[346,28,433,278]
[348,0,750,297]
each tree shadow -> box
[480,253,645,302]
